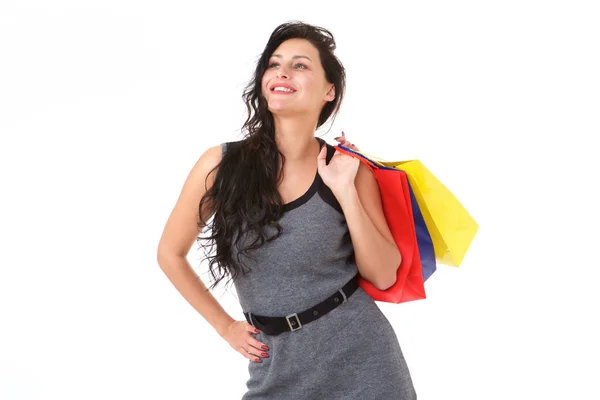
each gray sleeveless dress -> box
[221,137,417,400]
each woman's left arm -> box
[336,162,401,290]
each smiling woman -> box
[261,37,336,118]
[156,20,417,400]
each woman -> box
[157,21,417,399]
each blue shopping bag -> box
[407,182,436,281]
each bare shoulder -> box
[190,144,224,190]
[179,144,224,205]
[156,144,224,259]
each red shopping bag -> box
[336,145,426,304]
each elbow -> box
[376,250,401,291]
[156,244,166,264]
[157,247,175,268]
[376,274,397,291]
[156,250,167,268]
[156,238,184,266]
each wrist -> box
[216,317,235,337]
[334,185,358,207]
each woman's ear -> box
[325,84,336,102]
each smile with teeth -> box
[272,86,296,93]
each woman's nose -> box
[276,66,289,79]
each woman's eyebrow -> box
[271,54,312,62]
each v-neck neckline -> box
[281,137,325,212]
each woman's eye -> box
[267,62,307,69]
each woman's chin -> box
[268,105,297,115]
[268,102,311,116]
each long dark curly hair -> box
[196,21,346,292]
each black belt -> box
[243,272,360,336]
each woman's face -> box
[261,38,335,117]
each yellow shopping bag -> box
[345,148,478,267]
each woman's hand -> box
[334,131,360,151]
[221,320,270,363]
[317,132,361,196]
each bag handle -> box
[348,148,390,163]
[337,145,401,172]
[334,137,390,163]
[335,145,380,173]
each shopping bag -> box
[340,147,478,267]
[338,145,436,281]
[334,145,426,304]
[408,182,436,281]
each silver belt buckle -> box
[337,288,347,303]
[285,313,302,331]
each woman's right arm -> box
[155,144,235,337]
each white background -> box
[1,1,599,399]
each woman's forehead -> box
[271,39,318,58]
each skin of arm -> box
[335,162,401,291]
[156,145,235,337]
